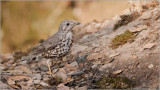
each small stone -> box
[82,35,89,39]
[143,43,156,49]
[39,64,48,71]
[19,65,32,74]
[56,68,67,81]
[77,86,88,90]
[132,54,138,59]
[75,55,88,63]
[67,71,84,76]
[92,64,97,69]
[95,23,101,29]
[33,80,41,84]
[40,81,49,87]
[87,53,105,60]
[57,84,74,90]
[69,61,78,67]
[71,44,88,55]
[99,63,112,71]
[52,69,58,74]
[140,10,152,20]
[129,25,147,32]
[113,70,124,75]
[0,64,8,71]
[102,63,112,69]
[148,64,154,69]
[122,9,131,15]
[109,53,120,58]
[30,74,42,80]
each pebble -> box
[75,55,88,63]
[109,53,120,58]
[140,10,152,20]
[40,81,49,87]
[39,64,48,71]
[69,61,78,67]
[71,44,88,55]
[33,80,41,84]
[0,64,8,71]
[92,64,97,69]
[87,53,105,60]
[143,43,156,49]
[148,64,154,69]
[77,86,88,90]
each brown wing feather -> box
[34,32,61,54]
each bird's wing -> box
[34,33,61,54]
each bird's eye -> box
[66,23,70,26]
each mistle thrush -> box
[20,20,80,74]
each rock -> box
[122,9,131,15]
[0,81,12,89]
[0,64,8,71]
[39,64,48,71]
[140,10,152,20]
[108,53,120,58]
[3,70,23,74]
[132,54,138,59]
[113,70,124,75]
[30,74,42,80]
[7,75,33,89]
[69,61,78,67]
[101,20,117,30]
[99,63,112,71]
[148,64,154,69]
[102,63,112,69]
[67,71,84,76]
[95,23,101,29]
[19,65,32,74]
[92,60,101,65]
[91,64,97,68]
[87,53,105,60]
[71,44,88,55]
[77,86,88,90]
[40,81,49,87]
[143,43,156,49]
[57,84,74,90]
[82,35,89,39]
[56,68,67,81]
[75,55,88,63]
[1,53,14,60]
[33,80,41,84]
[129,25,147,32]
[52,69,58,74]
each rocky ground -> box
[0,1,159,89]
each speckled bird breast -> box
[42,32,73,58]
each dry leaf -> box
[113,70,124,75]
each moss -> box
[96,75,134,89]
[110,30,135,49]
[113,11,140,30]
[96,76,107,89]
[46,76,63,86]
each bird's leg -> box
[46,59,53,76]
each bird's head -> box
[59,20,80,32]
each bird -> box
[19,20,80,75]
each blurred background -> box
[1,1,131,53]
